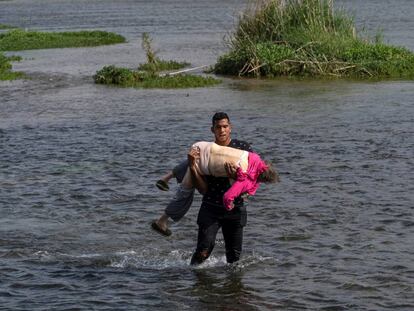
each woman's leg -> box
[154,160,192,234]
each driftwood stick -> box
[248,62,267,73]
[276,59,350,65]
[295,41,319,52]
[334,65,357,72]
[360,67,373,77]
[160,65,209,77]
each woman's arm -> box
[223,167,249,210]
[223,179,246,210]
[188,148,208,195]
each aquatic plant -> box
[138,33,190,72]
[0,29,126,51]
[94,65,220,89]
[214,0,414,79]
[141,32,158,65]
[0,23,17,30]
[137,59,190,72]
[0,52,23,80]
[94,33,220,89]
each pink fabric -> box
[223,152,268,210]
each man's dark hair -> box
[212,112,230,126]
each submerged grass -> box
[214,0,414,79]
[95,33,220,89]
[0,52,24,80]
[0,29,126,51]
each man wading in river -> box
[189,112,253,264]
[153,112,253,264]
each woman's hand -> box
[187,146,207,195]
[226,201,234,211]
[224,162,238,179]
[188,146,200,168]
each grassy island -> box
[0,28,126,80]
[0,53,23,80]
[94,33,221,89]
[0,29,126,51]
[214,0,414,79]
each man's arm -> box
[224,161,238,179]
[224,139,252,179]
[188,148,208,195]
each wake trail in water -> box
[26,248,275,271]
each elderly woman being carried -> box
[179,141,278,210]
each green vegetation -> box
[94,33,220,89]
[137,33,190,72]
[137,59,189,72]
[94,65,220,88]
[0,52,23,80]
[0,24,17,30]
[0,29,126,51]
[214,0,414,79]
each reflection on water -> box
[189,269,260,311]
[1,0,414,310]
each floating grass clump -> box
[0,29,126,51]
[214,0,414,78]
[0,23,17,30]
[94,65,220,88]
[94,33,220,89]
[137,59,190,72]
[0,52,24,80]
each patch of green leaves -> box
[0,52,24,80]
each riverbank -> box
[214,0,414,79]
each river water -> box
[0,0,413,310]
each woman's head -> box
[258,161,280,183]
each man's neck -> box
[215,138,231,146]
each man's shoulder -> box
[229,139,253,152]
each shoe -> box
[151,221,172,237]
[156,180,169,191]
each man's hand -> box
[224,161,238,179]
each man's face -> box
[212,118,232,146]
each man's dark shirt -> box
[202,139,253,213]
